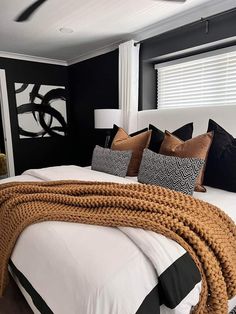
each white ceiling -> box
[0,0,235,64]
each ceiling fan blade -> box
[15,0,47,22]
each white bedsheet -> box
[194,187,236,223]
[2,165,235,313]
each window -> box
[155,46,236,109]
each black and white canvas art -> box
[14,83,67,138]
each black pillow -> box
[204,119,236,192]
[107,124,119,148]
[148,123,193,153]
[107,124,148,148]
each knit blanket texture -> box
[0,180,235,314]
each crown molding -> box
[67,41,122,65]
[0,51,67,66]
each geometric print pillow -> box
[138,149,205,195]
[91,145,132,177]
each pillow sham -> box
[148,123,193,153]
[91,145,132,177]
[111,128,152,176]
[108,124,148,148]
[159,131,213,192]
[138,149,204,195]
[204,119,236,192]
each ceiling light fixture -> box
[59,27,74,34]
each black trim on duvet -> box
[137,253,201,313]
[9,259,53,314]
[9,252,201,314]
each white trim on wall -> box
[0,69,15,176]
[0,51,67,66]
[67,42,120,65]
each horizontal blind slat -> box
[158,98,236,105]
[159,86,236,96]
[159,69,236,82]
[158,81,236,92]
[161,59,236,74]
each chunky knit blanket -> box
[0,180,235,314]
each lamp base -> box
[104,130,111,148]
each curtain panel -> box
[119,40,140,133]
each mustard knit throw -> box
[0,180,235,314]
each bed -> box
[0,105,236,314]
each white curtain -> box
[119,40,140,133]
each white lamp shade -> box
[94,109,122,129]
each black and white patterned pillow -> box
[91,145,132,177]
[138,149,205,195]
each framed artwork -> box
[14,83,68,138]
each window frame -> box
[155,45,236,109]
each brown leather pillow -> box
[111,128,152,176]
[159,131,213,192]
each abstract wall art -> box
[14,83,68,138]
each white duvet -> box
[2,166,236,314]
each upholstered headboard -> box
[137,105,236,137]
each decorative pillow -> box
[159,131,213,192]
[148,123,193,153]
[111,128,152,176]
[91,145,132,177]
[108,124,148,148]
[138,149,204,195]
[204,119,236,192]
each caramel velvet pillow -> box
[148,123,193,153]
[108,124,148,148]
[111,128,152,176]
[159,131,213,192]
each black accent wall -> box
[0,58,73,175]
[139,8,236,110]
[68,49,119,166]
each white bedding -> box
[1,165,236,314]
[194,187,236,223]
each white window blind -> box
[156,47,236,109]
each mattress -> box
[1,165,235,314]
